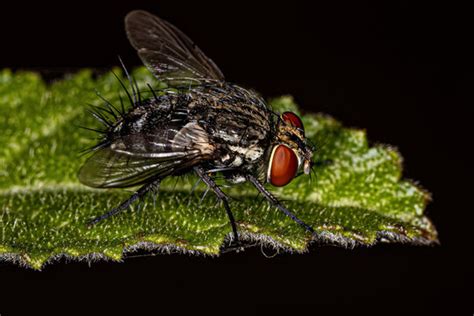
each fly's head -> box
[266,111,314,187]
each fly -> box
[79,10,316,245]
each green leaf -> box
[0,68,438,270]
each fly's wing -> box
[79,122,213,188]
[125,10,225,87]
[78,147,197,188]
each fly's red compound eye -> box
[282,111,304,134]
[269,144,298,187]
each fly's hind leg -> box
[87,178,161,226]
[194,166,240,245]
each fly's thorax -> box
[209,127,271,177]
[188,84,273,175]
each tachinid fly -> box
[79,10,315,244]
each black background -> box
[0,1,472,315]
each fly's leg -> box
[87,179,161,226]
[194,166,240,245]
[246,174,315,234]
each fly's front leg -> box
[194,166,240,244]
[246,174,315,234]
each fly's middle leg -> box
[194,166,240,245]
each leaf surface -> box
[0,68,437,269]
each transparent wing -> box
[79,119,214,188]
[78,134,202,188]
[125,10,225,87]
